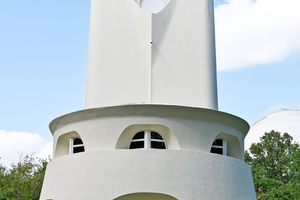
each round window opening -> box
[140,0,164,14]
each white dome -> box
[246,110,300,150]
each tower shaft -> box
[85,0,218,109]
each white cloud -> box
[0,130,52,166]
[215,0,300,71]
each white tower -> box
[40,0,256,199]
[85,0,218,109]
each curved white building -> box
[246,109,300,150]
[40,0,256,199]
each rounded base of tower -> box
[40,150,256,200]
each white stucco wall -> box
[85,0,218,110]
[40,105,255,200]
[40,150,256,200]
[246,110,300,150]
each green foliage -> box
[0,154,50,200]
[246,130,300,199]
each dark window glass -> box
[151,141,166,149]
[212,139,223,146]
[132,132,144,140]
[151,131,163,140]
[129,141,144,149]
[73,146,85,154]
[210,147,223,155]
[73,138,83,145]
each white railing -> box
[266,103,300,115]
[251,103,300,127]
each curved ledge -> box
[49,104,249,135]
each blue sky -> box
[1,0,300,165]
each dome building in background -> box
[40,0,256,199]
[246,104,300,150]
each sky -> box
[0,0,300,166]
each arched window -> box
[210,139,227,155]
[129,130,166,149]
[69,138,85,154]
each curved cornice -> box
[49,104,249,135]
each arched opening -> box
[114,192,178,200]
[55,131,85,158]
[211,139,227,155]
[134,0,171,14]
[129,130,166,149]
[140,0,164,13]
[115,124,180,150]
[69,138,85,154]
[210,132,243,160]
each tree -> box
[0,154,50,200]
[245,130,300,200]
[0,159,14,200]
